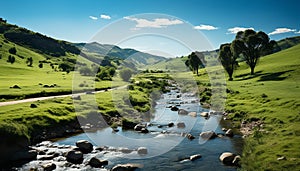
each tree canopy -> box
[231,29,276,75]
[218,43,236,81]
[185,52,206,75]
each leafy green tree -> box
[7,55,15,64]
[185,52,206,75]
[26,57,33,67]
[218,43,237,81]
[119,68,132,82]
[79,66,93,76]
[38,63,43,68]
[8,47,17,55]
[231,30,275,75]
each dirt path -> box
[0,85,127,107]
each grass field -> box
[194,44,300,170]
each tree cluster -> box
[219,30,278,80]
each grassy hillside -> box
[277,36,300,51]
[195,44,300,170]
[75,42,167,67]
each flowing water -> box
[53,88,243,171]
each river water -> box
[52,88,243,171]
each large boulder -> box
[66,150,83,164]
[219,152,240,166]
[76,140,93,153]
[178,109,188,115]
[88,157,108,168]
[111,163,142,171]
[200,131,217,139]
[137,147,148,155]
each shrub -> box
[119,68,132,82]
[8,47,16,54]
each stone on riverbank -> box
[225,129,234,137]
[219,152,240,166]
[186,133,195,140]
[76,140,93,153]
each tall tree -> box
[186,52,206,75]
[26,57,33,67]
[219,43,236,81]
[231,29,275,75]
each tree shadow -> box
[234,71,264,81]
[257,70,293,81]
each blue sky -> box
[1,0,299,57]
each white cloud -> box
[89,16,98,20]
[227,27,254,34]
[295,30,300,34]
[194,24,218,30]
[268,28,296,35]
[124,17,183,29]
[100,14,111,20]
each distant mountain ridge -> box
[74,42,167,67]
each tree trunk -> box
[250,66,255,75]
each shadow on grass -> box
[234,70,293,81]
[234,71,264,81]
[257,70,294,81]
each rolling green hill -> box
[194,44,300,170]
[75,42,167,67]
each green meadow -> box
[194,44,300,170]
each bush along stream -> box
[14,80,243,171]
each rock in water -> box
[66,150,83,164]
[188,112,197,117]
[200,112,209,117]
[111,163,142,171]
[168,122,174,127]
[190,154,202,161]
[140,128,149,133]
[225,129,234,137]
[186,133,195,140]
[76,140,93,153]
[134,124,146,131]
[178,109,188,115]
[177,122,186,128]
[137,147,148,155]
[200,131,217,139]
[42,163,56,171]
[219,152,240,166]
[88,157,108,168]
[171,106,179,111]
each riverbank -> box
[195,45,300,170]
[15,83,242,170]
